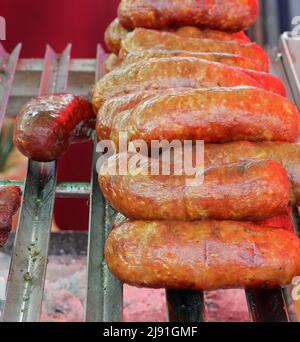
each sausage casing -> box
[100,156,289,221]
[93,57,278,110]
[101,87,300,145]
[104,18,250,54]
[120,29,269,71]
[105,220,300,290]
[118,0,259,32]
[121,51,265,72]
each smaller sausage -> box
[0,186,21,247]
[100,155,290,221]
[14,94,95,162]
[120,29,269,71]
[105,220,300,290]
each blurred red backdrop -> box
[1,0,120,230]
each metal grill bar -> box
[2,45,71,322]
[0,180,90,198]
[246,289,289,322]
[0,44,21,132]
[85,45,122,322]
[166,290,205,322]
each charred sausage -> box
[118,0,259,32]
[105,219,300,290]
[14,94,95,162]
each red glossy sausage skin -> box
[99,87,300,145]
[118,0,259,32]
[0,186,21,247]
[104,18,251,54]
[93,57,284,110]
[14,94,95,162]
[105,220,300,290]
[120,29,269,71]
[100,156,289,222]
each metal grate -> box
[0,34,299,322]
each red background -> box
[1,0,120,230]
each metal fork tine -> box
[85,44,122,322]
[0,43,21,133]
[2,45,71,322]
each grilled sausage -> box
[0,186,21,247]
[118,0,259,32]
[120,29,269,71]
[105,220,300,290]
[121,51,265,72]
[93,57,284,109]
[14,94,95,162]
[98,87,300,145]
[105,18,250,54]
[100,155,289,221]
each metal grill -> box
[0,34,299,322]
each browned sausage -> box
[118,0,259,32]
[121,50,265,72]
[104,18,251,54]
[100,155,289,221]
[0,186,21,247]
[120,29,269,71]
[14,94,95,162]
[93,57,285,109]
[105,220,300,290]
[98,87,300,145]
